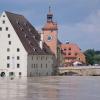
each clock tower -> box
[42,7,58,57]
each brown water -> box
[0,76,100,100]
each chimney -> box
[39,33,43,49]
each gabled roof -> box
[5,11,52,55]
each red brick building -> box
[61,42,86,66]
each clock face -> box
[47,35,52,41]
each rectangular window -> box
[17,56,20,60]
[8,34,10,38]
[7,56,10,60]
[0,27,2,31]
[46,57,47,60]
[34,64,35,68]
[19,72,21,76]
[8,41,11,45]
[17,64,20,68]
[6,27,8,31]
[41,64,42,68]
[17,48,20,52]
[46,64,47,68]
[7,63,10,68]
[32,64,33,68]
[41,57,42,60]
[7,48,10,52]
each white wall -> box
[0,12,27,77]
[27,55,53,76]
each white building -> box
[0,11,54,77]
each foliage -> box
[84,49,100,65]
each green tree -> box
[84,49,95,65]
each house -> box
[0,11,54,77]
[61,41,86,66]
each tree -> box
[84,49,95,65]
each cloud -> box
[59,10,100,50]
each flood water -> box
[0,76,100,100]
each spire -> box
[47,6,53,22]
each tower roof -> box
[42,7,58,31]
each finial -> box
[49,6,51,13]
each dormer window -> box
[24,23,27,26]
[16,21,20,25]
[20,28,23,31]
[33,48,36,52]
[29,28,31,32]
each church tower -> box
[42,7,58,57]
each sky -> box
[0,0,100,51]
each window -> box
[68,52,71,55]
[3,15,5,17]
[41,64,42,68]
[46,64,47,68]
[9,72,14,76]
[6,27,8,31]
[17,56,20,60]
[32,64,33,68]
[69,48,71,50]
[0,27,2,31]
[41,57,42,60]
[8,34,10,38]
[17,64,20,68]
[64,48,66,51]
[75,53,77,56]
[8,41,11,45]
[7,56,10,60]
[34,64,35,68]
[7,64,10,68]
[19,72,21,76]
[46,57,47,60]
[3,20,5,24]
[17,48,20,52]
[7,48,10,52]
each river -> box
[0,76,100,100]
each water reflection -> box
[0,76,100,100]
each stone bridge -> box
[58,66,100,76]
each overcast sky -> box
[0,0,100,51]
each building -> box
[61,42,86,66]
[42,7,58,58]
[0,11,54,77]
